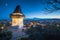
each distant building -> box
[10,5,25,28]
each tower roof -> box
[13,5,22,13]
[10,5,25,18]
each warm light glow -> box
[11,17,24,28]
[13,13,23,15]
[12,18,19,26]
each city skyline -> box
[0,0,60,19]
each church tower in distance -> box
[10,5,25,28]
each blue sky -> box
[0,0,60,19]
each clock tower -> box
[10,5,25,28]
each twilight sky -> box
[0,0,60,19]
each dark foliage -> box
[26,25,60,40]
[0,31,12,40]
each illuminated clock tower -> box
[10,5,25,28]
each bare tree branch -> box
[44,0,60,13]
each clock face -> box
[12,18,24,26]
[12,18,18,25]
[13,20,16,23]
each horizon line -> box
[0,18,60,20]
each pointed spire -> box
[10,5,25,18]
[13,5,22,13]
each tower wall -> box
[18,17,24,28]
[11,17,24,27]
[12,18,19,26]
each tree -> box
[26,25,44,40]
[0,31,12,40]
[41,0,60,13]
[26,25,60,40]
